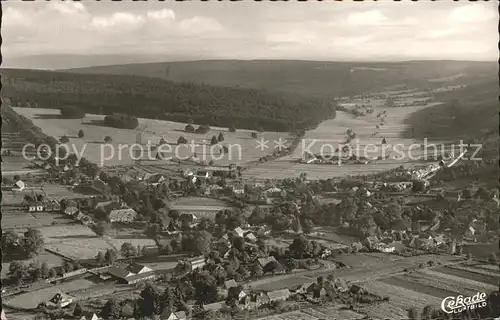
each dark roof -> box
[127,263,147,274]
[107,267,131,279]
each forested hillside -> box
[66,60,496,98]
[1,68,336,132]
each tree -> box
[96,251,106,266]
[251,263,263,277]
[488,253,498,264]
[285,257,299,272]
[49,268,57,278]
[138,283,162,316]
[210,135,218,145]
[421,305,434,320]
[218,132,224,142]
[104,136,112,143]
[178,136,188,145]
[145,223,161,239]
[104,113,138,129]
[185,124,195,132]
[194,230,212,255]
[95,221,111,236]
[195,124,210,134]
[228,125,236,133]
[21,228,44,257]
[73,302,84,316]
[288,235,312,259]
[2,230,20,256]
[101,299,121,319]
[408,307,420,320]
[251,132,258,139]
[60,106,85,119]
[9,261,28,284]
[40,262,50,279]
[105,249,118,265]
[60,135,70,144]
[121,242,137,258]
[78,129,84,138]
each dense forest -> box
[403,77,498,144]
[66,60,496,98]
[1,68,337,132]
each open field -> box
[13,107,293,167]
[4,278,95,309]
[242,103,449,180]
[169,197,232,216]
[37,225,98,244]
[1,185,95,206]
[256,305,365,320]
[1,251,65,279]
[45,238,114,260]
[358,262,499,319]
[1,211,43,230]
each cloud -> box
[146,9,176,21]
[179,17,224,34]
[90,12,146,30]
[347,10,388,26]
[48,2,86,16]
[450,4,496,23]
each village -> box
[2,125,499,320]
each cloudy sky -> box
[2,1,498,63]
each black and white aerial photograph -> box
[0,1,499,320]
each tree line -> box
[2,68,337,132]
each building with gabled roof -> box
[267,289,290,302]
[224,279,238,290]
[202,301,226,312]
[45,292,74,309]
[79,313,101,320]
[12,180,26,191]
[257,256,278,269]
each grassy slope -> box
[65,60,496,98]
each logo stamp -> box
[441,292,488,314]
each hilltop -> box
[0,68,336,132]
[64,60,496,97]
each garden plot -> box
[13,107,292,167]
[31,212,75,226]
[105,238,157,253]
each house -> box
[233,227,245,238]
[227,286,247,301]
[292,282,314,295]
[333,279,349,292]
[187,256,206,270]
[433,235,445,246]
[232,183,244,195]
[147,174,166,186]
[109,208,138,223]
[257,256,278,269]
[45,199,61,212]
[195,170,210,179]
[244,232,257,243]
[239,292,269,310]
[203,302,226,312]
[45,292,74,309]
[95,200,123,212]
[107,264,155,284]
[179,213,198,227]
[64,206,79,216]
[224,279,238,290]
[374,243,396,253]
[161,309,187,320]
[363,236,380,250]
[12,180,25,191]
[79,313,101,320]
[267,289,291,302]
[127,263,152,274]
[205,184,224,195]
[33,201,44,212]
[91,178,107,194]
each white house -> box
[12,180,25,191]
[45,292,74,309]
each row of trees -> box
[2,229,45,259]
